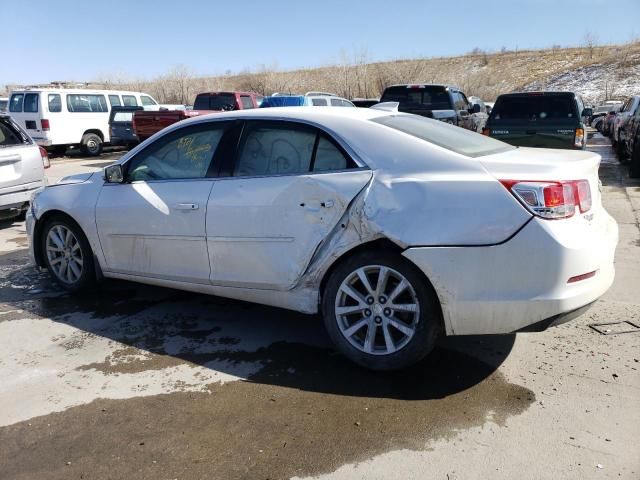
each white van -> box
[7,89,162,156]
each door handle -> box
[321,200,334,208]
[175,203,199,211]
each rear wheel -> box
[322,251,441,371]
[41,217,95,291]
[81,133,103,156]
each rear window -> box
[0,117,27,146]
[490,94,578,124]
[113,112,134,122]
[9,94,24,112]
[372,114,514,158]
[67,94,108,113]
[194,94,236,110]
[381,86,452,110]
[24,93,39,113]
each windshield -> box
[194,94,236,110]
[490,94,578,124]
[373,114,514,158]
[380,86,452,110]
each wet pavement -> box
[0,137,639,480]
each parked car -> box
[467,96,490,132]
[483,91,592,149]
[0,113,49,221]
[261,94,355,108]
[352,98,380,108]
[602,108,619,137]
[484,101,494,116]
[7,88,164,156]
[591,102,623,132]
[27,107,617,370]
[133,92,260,142]
[612,95,640,160]
[625,101,640,177]
[0,97,8,113]
[109,106,143,148]
[379,84,479,130]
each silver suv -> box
[0,114,49,221]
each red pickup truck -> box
[133,92,261,141]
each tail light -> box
[482,127,490,136]
[500,179,591,219]
[39,146,50,169]
[41,119,50,131]
[574,128,585,148]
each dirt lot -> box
[0,137,638,480]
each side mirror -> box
[582,108,593,117]
[104,164,124,183]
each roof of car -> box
[191,106,389,124]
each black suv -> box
[379,84,480,130]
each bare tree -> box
[583,31,598,59]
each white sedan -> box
[27,106,618,370]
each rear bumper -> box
[403,210,618,335]
[0,181,44,211]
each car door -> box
[206,120,372,290]
[95,121,230,284]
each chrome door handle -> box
[175,203,199,211]
[321,200,334,208]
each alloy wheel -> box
[45,225,84,284]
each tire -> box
[41,216,95,291]
[615,139,628,162]
[629,144,640,179]
[80,133,103,156]
[322,250,442,371]
[48,145,67,156]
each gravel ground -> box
[0,136,638,480]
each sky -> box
[3,0,639,86]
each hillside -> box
[5,43,640,106]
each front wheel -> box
[41,217,95,291]
[322,251,441,371]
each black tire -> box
[629,144,640,179]
[80,133,103,156]
[48,145,68,156]
[41,216,95,291]
[322,250,442,371]
[615,140,628,162]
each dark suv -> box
[483,91,592,149]
[379,84,481,130]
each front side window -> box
[48,94,62,112]
[312,98,328,106]
[122,95,138,106]
[67,94,108,113]
[24,93,39,113]
[141,95,157,106]
[109,95,122,107]
[127,124,226,181]
[240,96,254,109]
[373,114,514,158]
[9,94,24,112]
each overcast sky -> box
[4,0,639,85]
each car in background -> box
[133,92,260,142]
[260,94,355,107]
[7,88,164,156]
[0,97,8,113]
[602,108,619,137]
[0,113,49,221]
[352,98,380,108]
[484,101,494,115]
[27,107,617,370]
[591,102,623,132]
[625,101,640,177]
[483,91,592,149]
[109,106,143,148]
[379,84,479,131]
[612,95,640,160]
[467,96,490,132]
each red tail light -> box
[500,179,591,219]
[482,127,490,136]
[39,146,50,169]
[41,119,50,131]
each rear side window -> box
[239,96,254,109]
[9,94,24,112]
[67,94,108,113]
[372,114,514,158]
[490,95,578,124]
[312,98,328,106]
[0,117,26,146]
[313,136,350,171]
[48,94,62,112]
[24,93,39,113]
[109,95,122,107]
[141,95,157,106]
[122,95,138,106]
